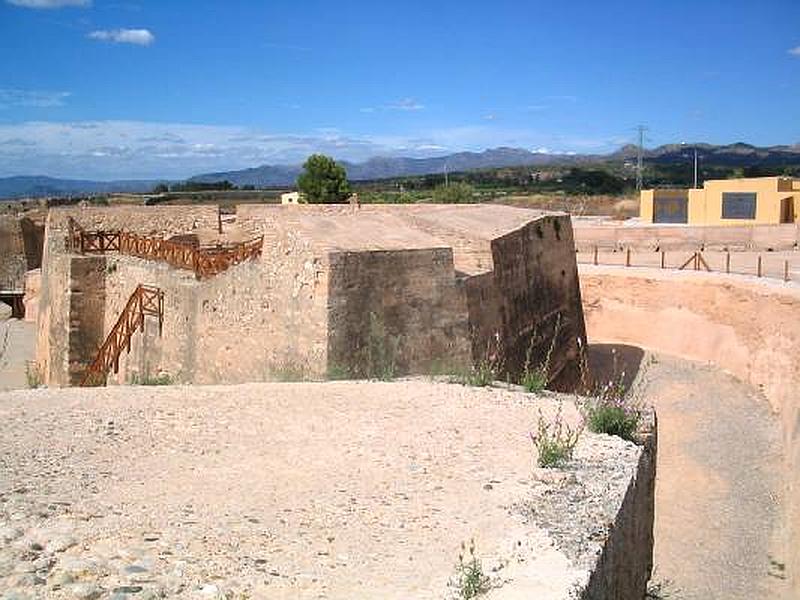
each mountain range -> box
[1,142,799,199]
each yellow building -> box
[640,176,800,225]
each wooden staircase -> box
[81,284,164,387]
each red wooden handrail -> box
[81,284,164,386]
[70,226,263,279]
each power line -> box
[635,125,648,192]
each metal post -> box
[593,246,598,266]
[626,247,631,267]
[785,260,790,282]
[726,252,730,274]
[757,255,762,278]
[660,250,665,269]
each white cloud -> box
[0,120,624,180]
[88,28,155,46]
[6,0,89,7]
[387,98,424,111]
[0,89,70,109]
[789,46,800,56]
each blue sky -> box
[1,0,799,179]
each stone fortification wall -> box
[484,215,586,380]
[579,416,657,599]
[327,248,471,376]
[101,231,330,385]
[39,204,586,389]
[36,206,221,385]
[580,266,800,595]
[574,221,800,252]
[239,205,586,382]
[0,215,43,290]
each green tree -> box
[297,154,351,203]
[432,181,475,203]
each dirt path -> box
[0,317,35,391]
[640,355,788,599]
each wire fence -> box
[576,246,796,282]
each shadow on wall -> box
[587,343,645,391]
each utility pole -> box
[635,125,648,192]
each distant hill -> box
[0,176,166,200]
[1,142,799,199]
[611,142,800,166]
[189,147,587,187]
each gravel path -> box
[641,355,789,599]
[0,317,35,392]
[0,380,641,599]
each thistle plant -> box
[530,404,581,468]
[452,539,491,599]
[582,349,642,442]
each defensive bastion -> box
[6,203,661,597]
[36,204,587,387]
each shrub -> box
[130,371,173,386]
[582,361,642,442]
[520,314,561,394]
[530,405,581,468]
[450,361,495,387]
[270,362,308,382]
[452,539,491,599]
[432,182,475,204]
[521,368,547,394]
[25,361,43,389]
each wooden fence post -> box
[626,247,631,267]
[660,250,665,269]
[757,255,762,278]
[593,246,598,266]
[726,252,730,274]
[785,260,790,282]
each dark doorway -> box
[653,196,689,224]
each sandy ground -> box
[0,381,640,600]
[639,355,789,599]
[0,316,35,392]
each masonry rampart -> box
[0,215,43,290]
[38,204,587,389]
[488,216,586,380]
[580,265,800,594]
[36,206,219,385]
[327,248,471,376]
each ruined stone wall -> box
[581,417,657,600]
[0,216,31,290]
[102,228,331,385]
[327,248,471,376]
[469,215,586,381]
[66,256,107,385]
[37,206,221,385]
[580,266,800,594]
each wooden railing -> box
[81,284,164,387]
[67,219,263,279]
